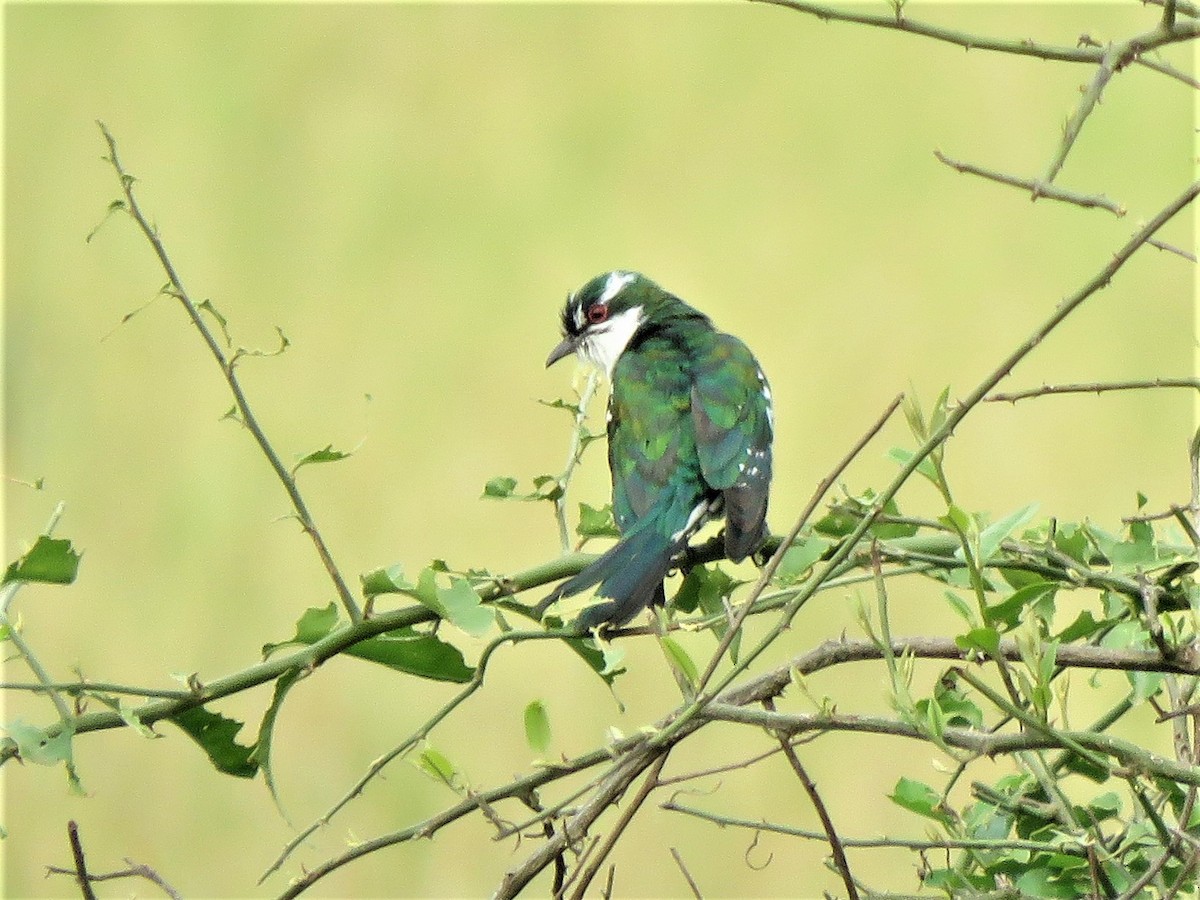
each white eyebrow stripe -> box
[599,271,637,304]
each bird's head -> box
[546,271,664,377]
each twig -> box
[765,698,858,900]
[1144,0,1198,20]
[662,800,1089,856]
[47,821,183,900]
[986,377,1200,403]
[669,847,704,899]
[0,681,194,699]
[933,150,1125,215]
[66,821,97,900]
[567,751,671,899]
[695,392,906,692]
[96,122,362,624]
[657,178,1200,755]
[699,703,1200,787]
[752,0,1200,68]
[554,369,602,553]
[1148,236,1198,262]
[261,627,565,883]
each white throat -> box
[579,305,644,379]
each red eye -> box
[586,303,609,325]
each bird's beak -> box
[546,335,577,368]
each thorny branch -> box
[97,122,363,624]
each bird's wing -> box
[690,332,773,559]
[608,339,696,531]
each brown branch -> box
[765,698,858,900]
[700,703,1200,788]
[66,821,96,900]
[48,824,182,900]
[567,752,671,899]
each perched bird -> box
[538,271,773,630]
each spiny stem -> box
[95,122,362,624]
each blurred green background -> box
[4,3,1194,897]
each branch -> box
[752,0,1200,67]
[96,122,362,624]
[661,800,1088,857]
[933,150,1125,215]
[698,703,1200,788]
[986,377,1200,403]
[723,635,1200,712]
[654,177,1200,751]
[66,821,97,900]
[46,821,182,900]
[765,698,858,900]
[696,392,905,692]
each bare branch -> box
[66,821,96,900]
[47,823,182,900]
[933,150,1125,215]
[765,698,858,900]
[96,122,362,624]
[669,847,704,900]
[986,377,1200,403]
[752,0,1199,68]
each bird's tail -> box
[534,525,681,629]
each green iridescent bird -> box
[537,271,774,630]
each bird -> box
[536,270,773,631]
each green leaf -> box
[3,718,74,767]
[415,745,461,791]
[1085,791,1122,821]
[3,536,81,586]
[360,563,416,598]
[674,564,741,660]
[956,626,1002,657]
[660,636,699,692]
[292,444,351,474]
[482,476,518,499]
[435,578,495,638]
[1053,522,1090,564]
[563,634,623,687]
[250,667,304,822]
[262,603,340,657]
[887,446,939,485]
[577,502,619,539]
[167,706,258,778]
[976,503,1039,563]
[941,591,975,625]
[523,700,552,754]
[775,537,831,585]
[345,628,474,683]
[870,497,919,540]
[1056,610,1105,643]
[889,776,951,824]
[985,581,1058,631]
[262,603,473,682]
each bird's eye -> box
[586,303,610,325]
